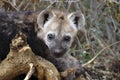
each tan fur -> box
[44,13,76,41]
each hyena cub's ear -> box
[37,9,54,29]
[68,11,85,31]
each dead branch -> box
[0,33,60,80]
[82,41,120,67]
[24,63,35,80]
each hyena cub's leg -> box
[51,54,83,80]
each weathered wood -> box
[0,10,60,80]
[0,33,60,80]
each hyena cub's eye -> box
[47,33,55,40]
[63,36,71,42]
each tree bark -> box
[0,33,60,80]
[0,10,61,80]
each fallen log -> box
[0,33,61,80]
[0,10,61,80]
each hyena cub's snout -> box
[51,46,67,57]
[50,40,69,57]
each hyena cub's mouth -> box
[51,49,67,58]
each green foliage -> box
[80,50,92,63]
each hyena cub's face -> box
[37,9,85,58]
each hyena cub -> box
[37,9,85,80]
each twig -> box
[17,0,25,10]
[12,0,16,6]
[66,1,72,13]
[46,1,56,9]
[82,41,120,67]
[24,63,35,80]
[23,0,31,11]
[111,15,117,32]
[2,0,19,11]
[84,71,92,80]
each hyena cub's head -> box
[37,9,85,58]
